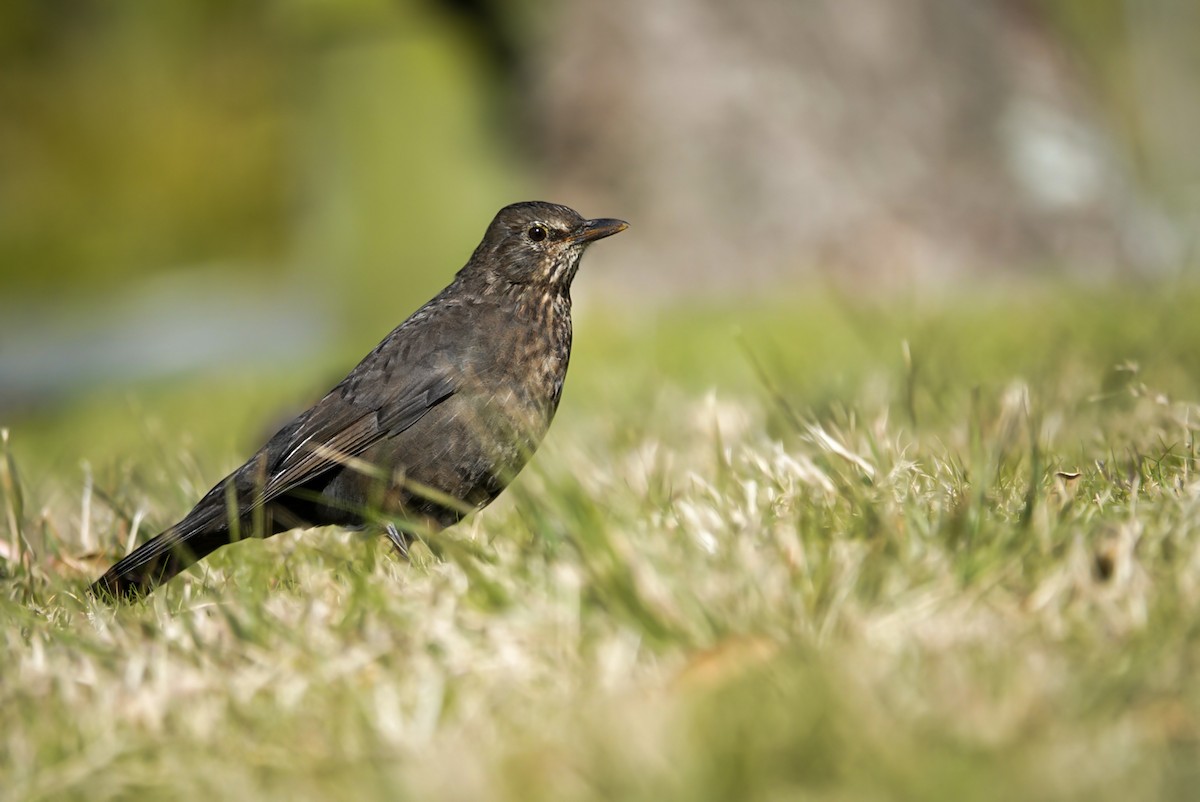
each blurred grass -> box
[5,285,1200,799]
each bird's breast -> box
[479,293,572,426]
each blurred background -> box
[0,0,1197,465]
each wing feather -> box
[258,372,457,502]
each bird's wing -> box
[256,369,457,503]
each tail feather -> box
[88,513,233,601]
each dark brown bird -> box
[89,201,627,600]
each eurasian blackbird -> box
[89,201,627,600]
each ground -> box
[3,284,1200,801]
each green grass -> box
[5,284,1200,801]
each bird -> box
[89,201,627,600]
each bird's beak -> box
[569,218,629,244]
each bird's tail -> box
[88,513,233,601]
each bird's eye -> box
[527,224,548,242]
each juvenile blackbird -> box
[89,201,627,600]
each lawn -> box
[4,284,1200,801]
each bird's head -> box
[465,201,627,293]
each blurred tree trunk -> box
[521,0,1184,292]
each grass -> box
[4,283,1200,800]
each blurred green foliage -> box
[0,0,523,320]
[1,3,289,291]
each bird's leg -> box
[384,522,411,559]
